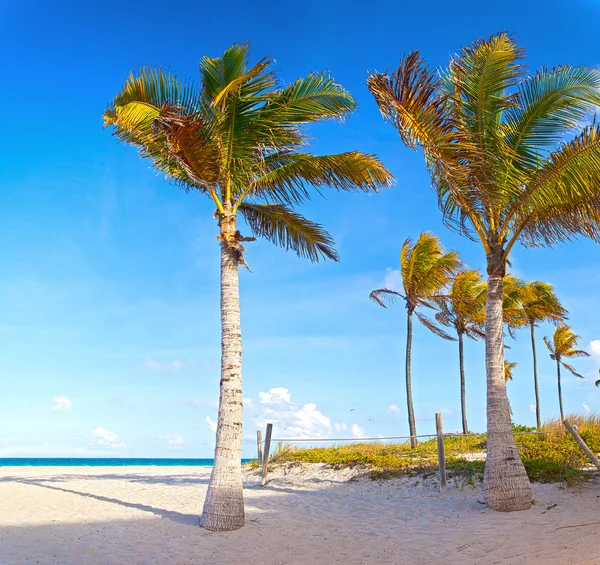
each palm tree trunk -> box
[201,210,245,531]
[458,332,468,435]
[406,307,418,448]
[482,260,532,512]
[557,358,564,423]
[530,323,541,431]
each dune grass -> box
[266,414,600,484]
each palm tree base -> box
[483,455,532,512]
[200,484,245,531]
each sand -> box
[1,464,599,565]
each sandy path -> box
[0,465,599,565]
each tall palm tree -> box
[510,282,567,430]
[368,33,600,511]
[104,44,392,531]
[370,232,460,447]
[434,269,485,434]
[543,325,590,422]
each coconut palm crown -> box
[369,232,461,447]
[104,44,392,531]
[368,32,600,511]
[544,325,590,422]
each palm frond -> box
[416,312,457,341]
[369,288,405,308]
[242,151,393,206]
[504,65,600,168]
[263,72,357,123]
[561,362,585,378]
[504,360,518,381]
[239,203,338,262]
[509,123,600,247]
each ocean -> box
[0,458,253,467]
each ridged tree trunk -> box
[530,323,541,431]
[458,331,468,435]
[201,210,245,531]
[482,253,532,512]
[405,306,418,448]
[557,358,564,423]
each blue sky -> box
[1,0,600,458]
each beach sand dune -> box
[1,465,598,565]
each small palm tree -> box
[368,33,600,511]
[104,44,392,531]
[434,269,486,434]
[370,232,460,447]
[510,282,567,430]
[543,326,590,422]
[504,360,518,382]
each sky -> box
[1,0,600,458]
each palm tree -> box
[504,360,518,382]
[370,232,460,447]
[543,325,590,422]
[510,282,567,430]
[434,269,485,434]
[104,44,392,531]
[368,33,600,511]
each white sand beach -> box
[1,465,599,565]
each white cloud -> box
[388,404,401,415]
[440,408,453,417]
[162,434,184,448]
[583,404,591,414]
[205,416,217,433]
[145,357,185,373]
[253,387,365,440]
[51,396,72,412]
[383,268,402,291]
[529,404,536,414]
[87,427,127,449]
[589,340,600,364]
[243,397,253,408]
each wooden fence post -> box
[564,419,600,470]
[261,423,273,487]
[257,430,263,464]
[436,413,447,494]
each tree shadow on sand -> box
[5,478,201,526]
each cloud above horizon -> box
[253,387,366,440]
[589,340,600,364]
[51,396,72,412]
[87,427,127,448]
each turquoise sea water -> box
[0,458,252,467]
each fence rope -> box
[258,428,567,446]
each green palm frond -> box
[240,151,392,207]
[504,65,600,168]
[239,203,338,262]
[263,72,357,123]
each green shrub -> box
[269,413,599,485]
